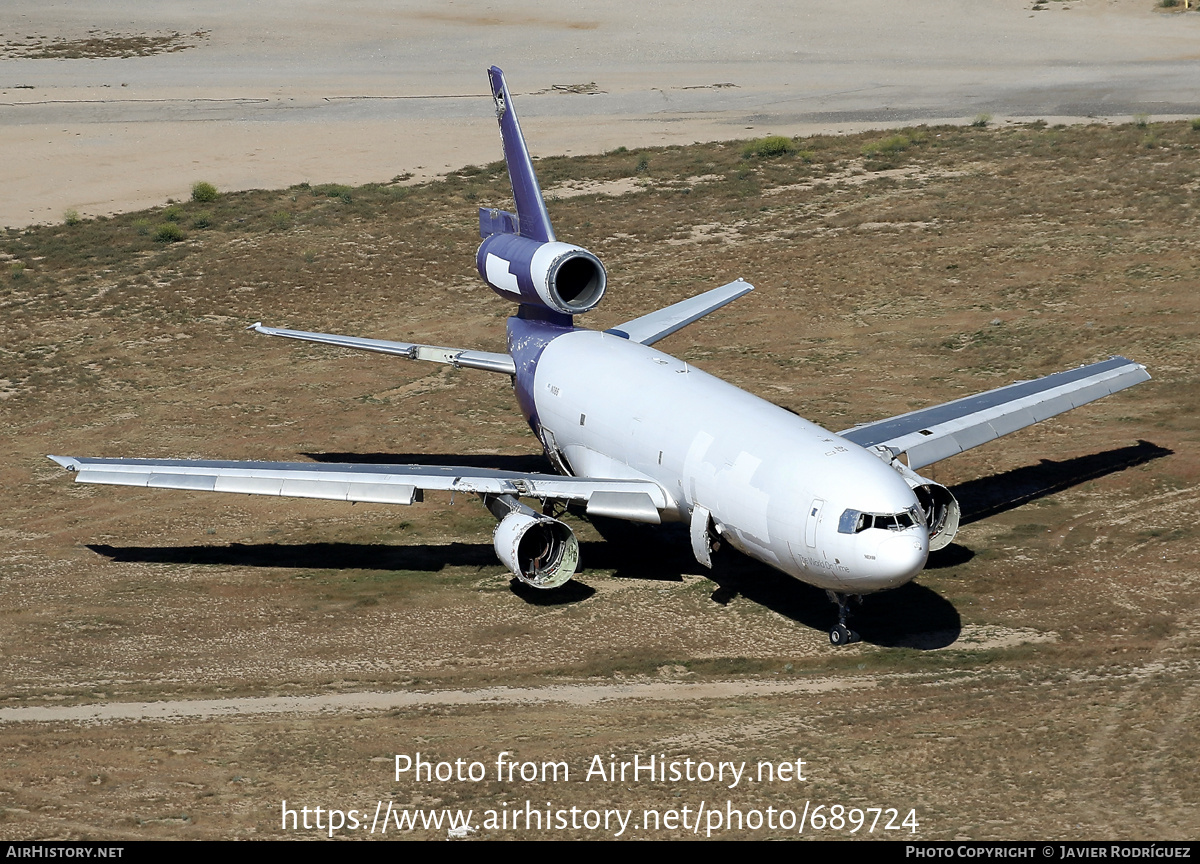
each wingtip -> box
[246,321,263,332]
[47,455,78,471]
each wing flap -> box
[606,280,753,346]
[840,357,1150,470]
[346,483,419,505]
[78,470,153,487]
[149,473,216,491]
[214,475,280,496]
[585,490,662,524]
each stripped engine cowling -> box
[889,460,962,552]
[492,508,580,589]
[477,231,607,315]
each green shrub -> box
[63,208,81,226]
[634,155,650,173]
[742,135,796,159]
[192,212,212,229]
[271,211,292,230]
[971,113,992,128]
[162,205,183,222]
[1190,117,1200,131]
[132,219,151,236]
[191,181,218,202]
[10,261,25,279]
[154,223,186,243]
[862,133,921,158]
[1133,113,1150,128]
[313,183,353,202]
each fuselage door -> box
[541,427,573,476]
[805,498,825,548]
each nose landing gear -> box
[827,591,861,646]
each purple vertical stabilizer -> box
[488,66,556,244]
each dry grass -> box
[0,30,207,60]
[0,120,1198,839]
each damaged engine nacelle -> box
[476,231,607,315]
[888,459,962,552]
[489,496,580,589]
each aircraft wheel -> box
[829,624,860,646]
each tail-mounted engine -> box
[487,494,580,588]
[478,68,608,317]
[477,224,607,316]
[880,453,962,552]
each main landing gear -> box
[827,591,862,646]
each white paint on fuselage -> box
[532,330,929,593]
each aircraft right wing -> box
[48,456,668,523]
[605,279,754,346]
[838,356,1150,470]
[248,323,516,375]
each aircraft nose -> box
[877,529,929,585]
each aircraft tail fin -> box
[486,66,556,243]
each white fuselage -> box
[532,330,929,593]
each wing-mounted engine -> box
[486,494,579,588]
[874,449,961,551]
[906,474,960,552]
[476,230,607,315]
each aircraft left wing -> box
[838,356,1150,470]
[248,323,516,375]
[47,456,668,522]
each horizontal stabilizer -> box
[249,323,516,375]
[606,279,754,346]
[840,356,1151,469]
[479,207,519,238]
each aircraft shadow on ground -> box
[949,439,1171,526]
[87,541,499,572]
[583,517,960,649]
[708,557,962,650]
[88,532,957,648]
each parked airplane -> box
[50,67,1150,645]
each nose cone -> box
[875,528,930,588]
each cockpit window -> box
[838,507,922,534]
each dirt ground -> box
[1,119,1198,839]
